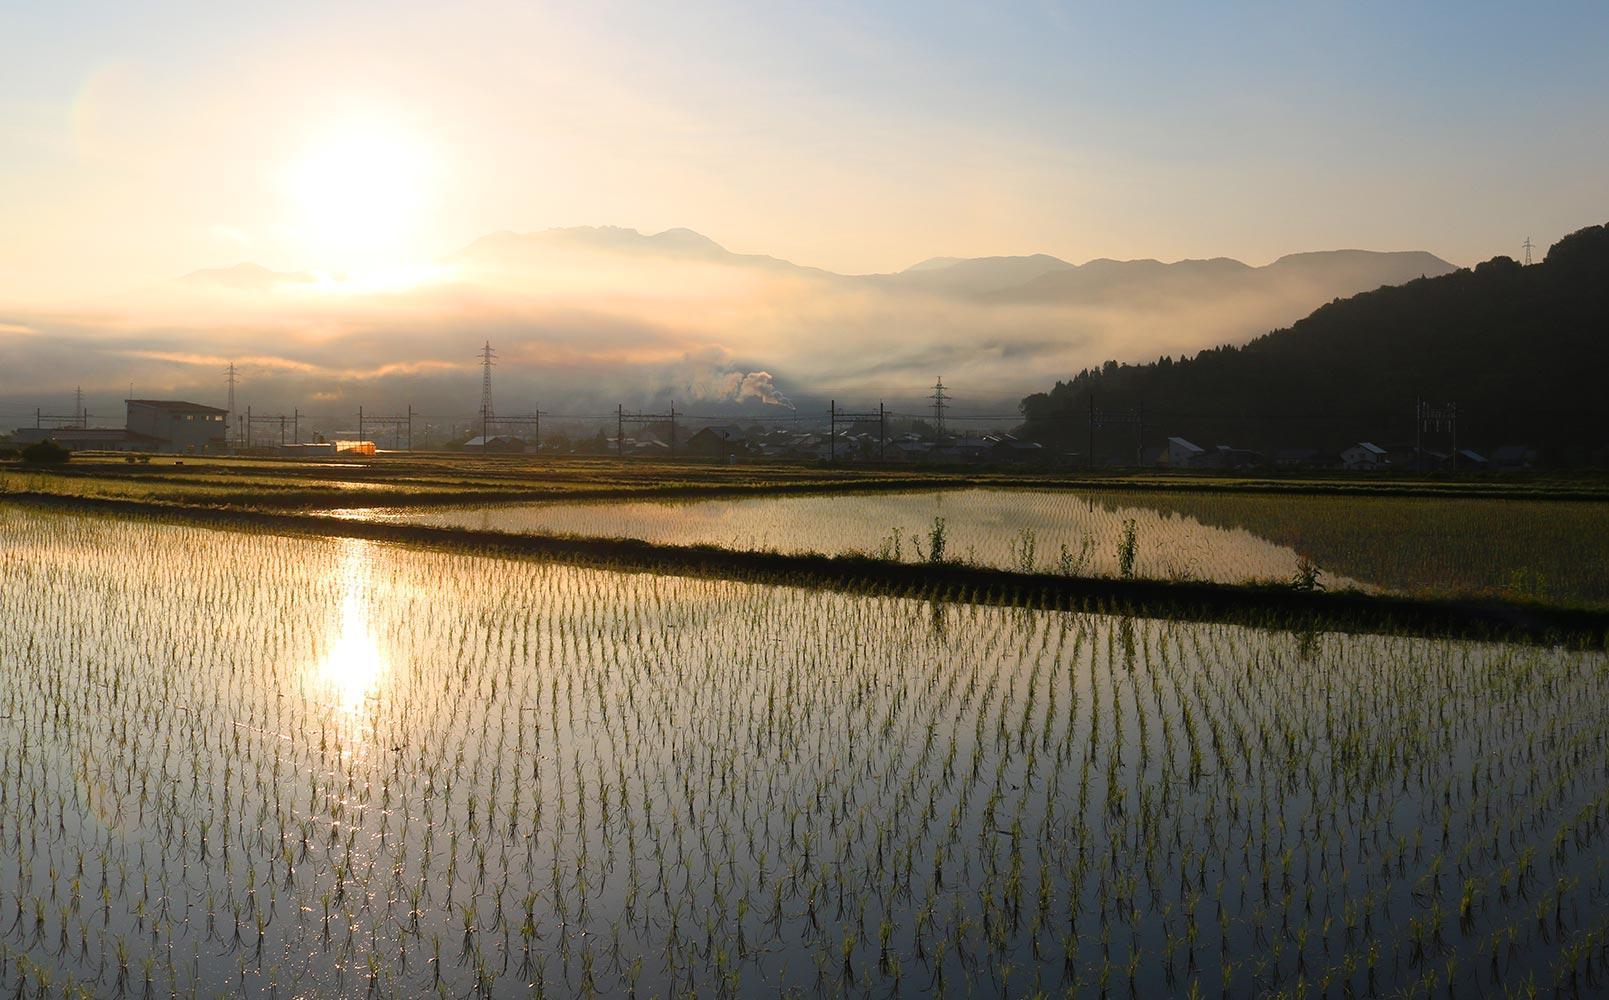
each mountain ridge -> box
[1018,222,1609,462]
[179,226,1456,301]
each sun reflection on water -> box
[315,539,388,716]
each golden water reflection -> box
[313,539,389,716]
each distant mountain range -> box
[1019,221,1609,463]
[181,225,1455,310]
[444,226,1455,301]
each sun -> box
[284,121,435,272]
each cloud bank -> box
[0,227,1453,434]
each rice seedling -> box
[0,507,1605,995]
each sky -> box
[4,1,1606,299]
[0,1,1605,421]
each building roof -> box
[1167,436,1204,453]
[1351,441,1387,455]
[126,399,228,415]
[690,426,742,442]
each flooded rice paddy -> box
[2,508,1607,996]
[342,488,1609,605]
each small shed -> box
[1341,442,1388,471]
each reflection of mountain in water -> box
[1098,491,1609,606]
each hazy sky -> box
[3,1,1606,303]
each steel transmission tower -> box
[1523,237,1534,266]
[479,341,497,441]
[929,376,949,437]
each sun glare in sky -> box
[283,121,436,274]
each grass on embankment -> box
[4,452,1608,510]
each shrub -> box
[19,439,71,465]
[1117,519,1137,579]
[1291,555,1324,592]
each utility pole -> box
[617,404,624,460]
[293,409,300,445]
[224,362,238,449]
[879,402,886,461]
[1414,397,1422,474]
[669,403,677,457]
[1136,397,1145,467]
[407,405,413,451]
[1087,395,1095,470]
[1416,399,1458,473]
[829,400,835,462]
[246,406,252,450]
[73,386,84,428]
[358,405,364,443]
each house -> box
[463,434,526,453]
[1455,448,1488,470]
[686,426,748,459]
[1340,442,1388,471]
[1197,445,1264,470]
[10,426,163,453]
[1384,443,1449,471]
[126,399,228,453]
[1166,437,1205,468]
[703,424,752,443]
[885,436,931,463]
[986,434,1044,464]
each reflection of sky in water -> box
[315,538,388,716]
[349,490,1368,590]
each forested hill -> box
[1018,223,1609,465]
